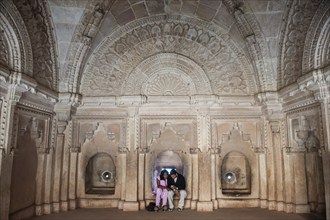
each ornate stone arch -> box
[278,0,323,89]
[0,1,33,75]
[13,0,58,90]
[302,1,330,72]
[79,15,257,96]
[223,0,275,92]
[61,0,113,93]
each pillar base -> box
[139,200,146,210]
[61,200,69,211]
[43,203,52,214]
[118,200,124,209]
[69,199,76,210]
[197,201,213,211]
[294,204,310,213]
[190,200,197,210]
[123,201,139,211]
[52,202,60,213]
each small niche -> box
[85,152,116,195]
[221,151,251,195]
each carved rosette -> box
[144,73,190,96]
[81,16,255,96]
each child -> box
[154,170,169,211]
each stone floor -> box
[29,208,326,220]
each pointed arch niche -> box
[141,120,195,205]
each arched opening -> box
[152,150,183,194]
[85,152,116,195]
[221,151,251,195]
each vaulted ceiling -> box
[1,0,329,97]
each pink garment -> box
[155,178,168,207]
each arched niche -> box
[221,151,251,195]
[152,150,183,194]
[85,152,116,195]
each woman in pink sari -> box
[154,170,169,211]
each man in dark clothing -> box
[167,169,187,211]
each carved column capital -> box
[270,121,280,133]
[70,146,81,153]
[57,121,67,134]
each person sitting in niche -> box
[167,169,187,211]
[154,170,170,211]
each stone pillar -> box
[266,122,276,210]
[123,109,139,211]
[210,152,218,209]
[53,93,81,212]
[270,121,284,211]
[320,98,330,219]
[322,150,330,220]
[68,146,79,210]
[284,149,309,213]
[190,151,198,210]
[196,110,213,211]
[51,122,66,212]
[292,153,310,213]
[259,151,268,208]
[43,147,54,214]
[256,92,283,210]
[283,147,294,213]
[35,150,46,216]
[0,73,21,220]
[138,149,147,209]
[118,152,126,209]
[60,122,71,212]
[305,150,324,212]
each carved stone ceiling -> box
[13,0,58,90]
[44,0,328,96]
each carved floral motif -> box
[81,18,255,96]
[0,30,8,67]
[279,0,322,88]
[13,0,57,90]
